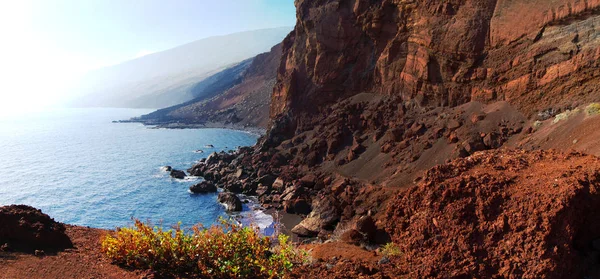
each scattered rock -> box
[355,215,377,242]
[189,181,217,194]
[169,169,186,179]
[217,192,242,212]
[292,196,340,237]
[447,119,461,131]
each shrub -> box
[380,242,401,257]
[552,108,580,124]
[585,103,600,116]
[101,219,308,278]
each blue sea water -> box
[0,108,268,230]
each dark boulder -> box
[257,174,277,187]
[189,181,217,194]
[217,192,242,212]
[284,198,312,215]
[223,182,243,194]
[170,169,186,179]
[355,215,377,243]
[0,205,72,253]
[188,163,207,177]
[205,152,219,165]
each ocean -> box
[0,108,273,231]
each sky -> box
[0,0,295,113]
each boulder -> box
[256,183,272,197]
[257,174,277,187]
[169,169,186,179]
[234,168,246,179]
[187,163,207,177]
[217,192,242,212]
[284,198,312,215]
[223,182,243,194]
[447,119,462,131]
[299,175,316,188]
[272,177,285,190]
[355,215,377,242]
[189,181,217,194]
[205,152,219,165]
[291,196,340,237]
[0,205,72,253]
[291,223,318,237]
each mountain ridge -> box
[67,27,291,109]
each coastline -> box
[114,119,266,136]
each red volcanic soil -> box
[0,226,144,279]
[292,149,600,279]
[386,149,600,279]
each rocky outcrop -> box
[185,3,600,278]
[169,169,186,179]
[189,181,217,194]
[0,205,72,253]
[272,0,600,127]
[385,149,600,278]
[217,192,242,212]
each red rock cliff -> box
[271,0,600,129]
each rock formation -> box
[186,0,600,277]
[217,192,243,212]
[0,205,72,253]
[272,0,600,124]
[189,181,217,194]
[169,169,187,179]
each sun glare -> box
[0,1,115,115]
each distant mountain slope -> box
[67,27,291,108]
[131,43,282,129]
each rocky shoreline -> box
[186,144,384,243]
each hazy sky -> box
[0,0,295,112]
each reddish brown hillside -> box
[271,0,600,129]
[196,0,600,242]
[385,149,600,278]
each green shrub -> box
[552,108,580,124]
[586,103,600,116]
[101,219,307,278]
[380,242,401,257]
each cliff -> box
[271,0,600,129]
[188,0,600,278]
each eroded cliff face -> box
[271,0,600,131]
[189,2,600,277]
